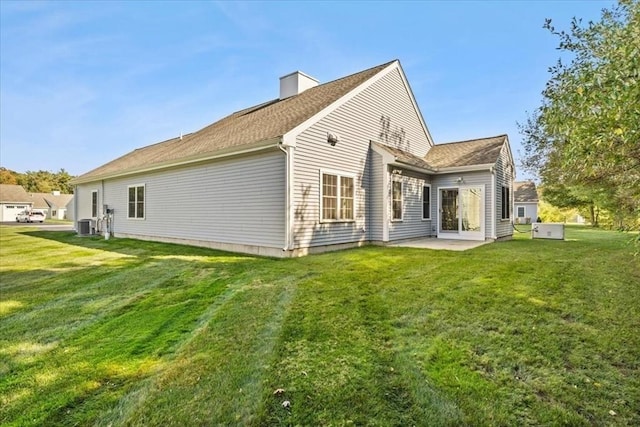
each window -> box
[6,206,15,209]
[422,185,431,220]
[91,190,98,217]
[517,206,525,218]
[392,178,403,221]
[320,172,354,221]
[501,186,510,219]
[128,184,145,219]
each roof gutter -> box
[71,138,282,185]
[433,163,496,174]
[388,161,436,175]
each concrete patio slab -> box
[388,238,492,251]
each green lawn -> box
[1,225,638,426]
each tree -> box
[520,0,640,229]
[0,167,19,185]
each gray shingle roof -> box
[514,181,539,202]
[31,192,74,209]
[371,142,435,171]
[74,61,396,183]
[0,184,31,203]
[424,135,507,169]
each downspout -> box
[73,185,78,232]
[490,166,497,239]
[278,143,295,252]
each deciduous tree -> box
[521,0,640,229]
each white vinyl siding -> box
[495,144,514,238]
[387,169,432,241]
[75,185,95,220]
[293,67,432,248]
[81,150,285,249]
[515,203,538,222]
[368,150,384,241]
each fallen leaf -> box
[609,410,616,416]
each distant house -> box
[31,191,75,220]
[0,185,75,222]
[0,184,33,221]
[513,181,539,224]
[72,59,515,257]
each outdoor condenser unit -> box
[532,223,565,240]
[77,219,95,236]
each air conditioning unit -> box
[532,223,564,240]
[77,219,95,236]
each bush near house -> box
[0,225,638,425]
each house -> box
[0,184,33,221]
[31,191,75,220]
[0,185,75,222]
[71,60,514,257]
[513,181,539,224]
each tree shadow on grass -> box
[1,230,289,426]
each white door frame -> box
[437,185,485,241]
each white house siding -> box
[495,144,514,238]
[78,150,286,252]
[293,67,432,248]
[515,203,538,222]
[75,184,101,220]
[368,150,384,242]
[432,171,493,239]
[388,168,432,241]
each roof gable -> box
[514,181,539,202]
[0,184,31,203]
[424,135,507,169]
[74,61,395,183]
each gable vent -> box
[279,71,319,99]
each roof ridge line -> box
[436,134,508,146]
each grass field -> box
[1,225,638,426]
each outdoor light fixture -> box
[456,176,464,183]
[327,132,339,146]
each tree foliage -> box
[0,167,75,194]
[521,0,640,229]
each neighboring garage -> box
[0,184,33,222]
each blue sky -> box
[0,0,613,180]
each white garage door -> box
[1,204,28,222]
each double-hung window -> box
[128,184,145,219]
[501,186,510,219]
[392,178,403,221]
[320,171,354,222]
[422,184,431,220]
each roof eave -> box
[390,161,436,175]
[71,137,282,185]
[433,163,496,174]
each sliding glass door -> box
[438,186,484,240]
